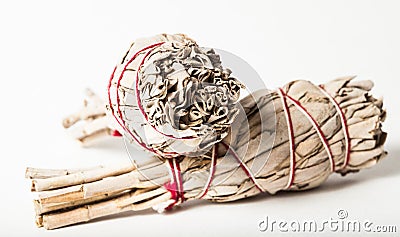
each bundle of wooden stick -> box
[26,76,386,229]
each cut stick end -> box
[35,215,44,228]
[76,128,113,147]
[62,116,79,129]
[25,167,33,179]
[31,180,38,192]
[34,200,42,215]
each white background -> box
[1,0,399,236]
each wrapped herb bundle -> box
[104,34,243,157]
[27,75,386,229]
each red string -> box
[319,85,351,170]
[164,158,184,210]
[280,88,336,173]
[198,143,218,199]
[111,130,122,137]
[165,144,219,205]
[110,41,200,158]
[221,142,264,192]
[278,88,296,189]
[114,42,178,157]
[107,45,160,155]
[174,158,184,203]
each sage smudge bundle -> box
[107,34,243,157]
[27,34,387,230]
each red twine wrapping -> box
[197,143,218,199]
[319,85,351,169]
[164,158,185,210]
[277,88,296,189]
[221,142,264,192]
[164,144,218,209]
[277,86,351,189]
[108,44,162,155]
